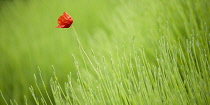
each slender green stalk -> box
[0,91,9,105]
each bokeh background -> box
[0,0,209,104]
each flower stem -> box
[72,26,97,74]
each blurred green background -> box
[0,0,209,104]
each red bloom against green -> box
[56,12,73,28]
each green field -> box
[0,0,209,104]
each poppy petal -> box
[56,12,73,28]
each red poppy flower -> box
[56,12,73,28]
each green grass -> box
[0,0,209,104]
